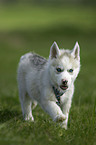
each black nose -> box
[62,80,68,86]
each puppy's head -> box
[49,41,80,93]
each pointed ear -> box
[49,41,59,59]
[72,42,80,60]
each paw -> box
[24,115,34,122]
[54,115,66,123]
[61,122,67,130]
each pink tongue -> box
[63,86,67,89]
[60,86,68,90]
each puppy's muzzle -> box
[60,79,68,90]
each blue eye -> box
[68,69,73,73]
[56,68,62,72]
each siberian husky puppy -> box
[17,42,80,129]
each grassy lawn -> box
[0,4,96,145]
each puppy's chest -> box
[60,94,69,104]
[45,88,57,102]
[45,87,66,106]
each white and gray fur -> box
[17,41,80,129]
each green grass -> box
[0,4,96,145]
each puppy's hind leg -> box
[23,93,34,121]
[19,88,34,122]
[32,101,37,110]
[18,73,34,122]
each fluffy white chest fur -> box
[17,42,80,129]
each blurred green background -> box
[0,0,96,145]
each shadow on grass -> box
[0,109,21,123]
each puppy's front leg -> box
[61,101,72,129]
[41,100,66,122]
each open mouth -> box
[60,85,68,90]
